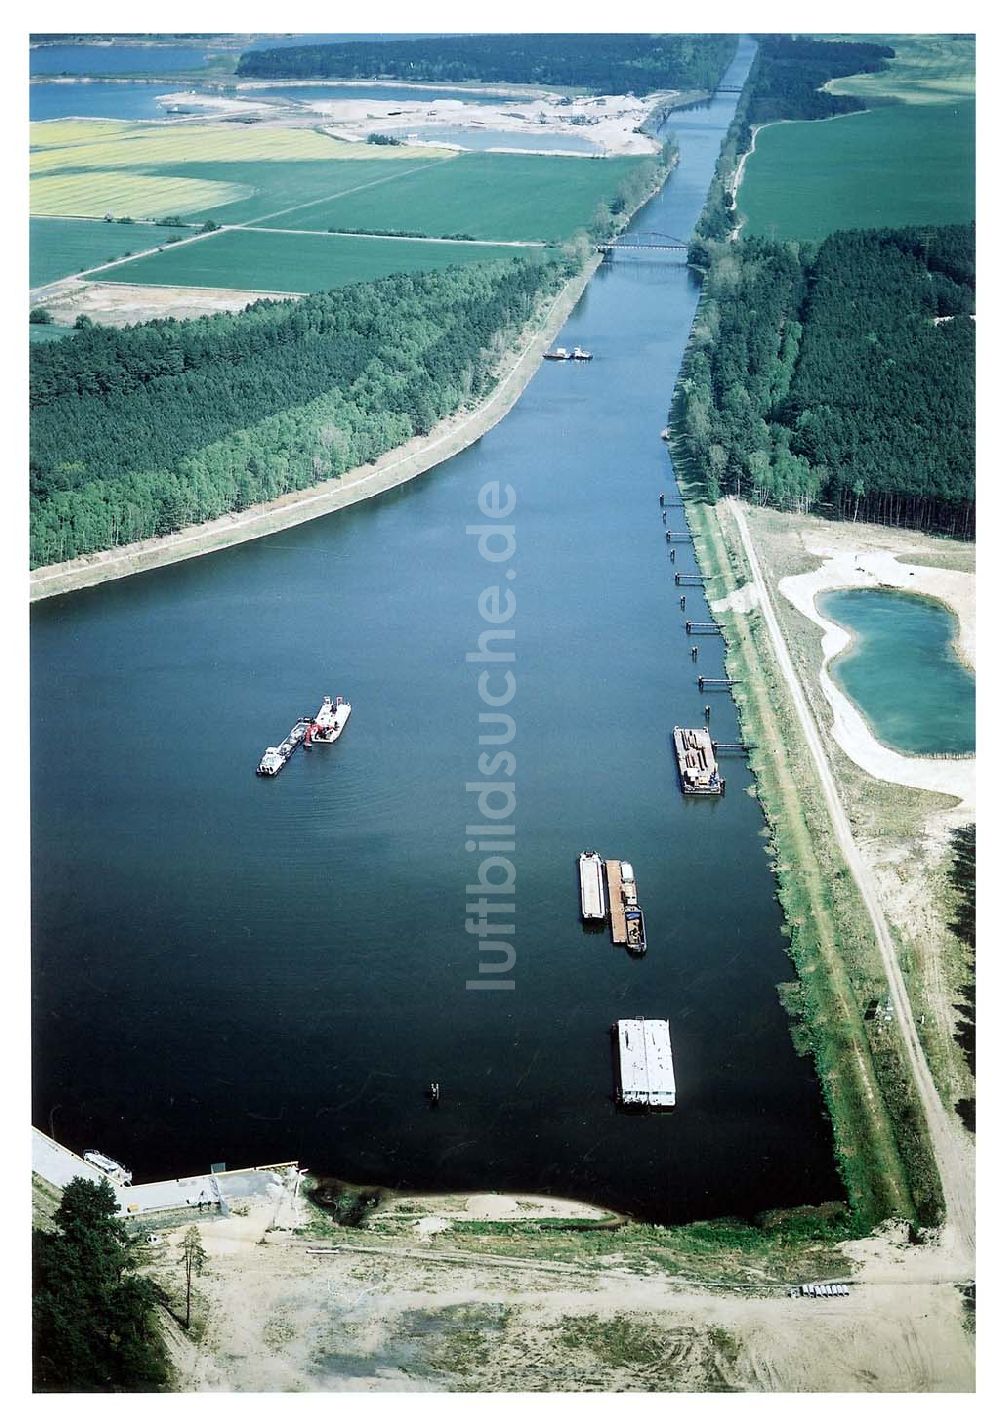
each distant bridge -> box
[599,231,689,254]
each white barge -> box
[305,694,352,746]
[614,1018,675,1108]
[578,850,607,921]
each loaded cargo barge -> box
[605,859,647,953]
[258,694,351,776]
[673,726,725,795]
[614,1018,675,1108]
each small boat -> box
[429,1082,441,1105]
[83,1150,133,1184]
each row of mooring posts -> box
[661,481,742,778]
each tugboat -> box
[624,905,647,955]
[570,346,593,361]
[428,1082,441,1106]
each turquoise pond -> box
[820,588,975,757]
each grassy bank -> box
[297,1189,854,1285]
[664,431,943,1227]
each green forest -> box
[34,1178,169,1391]
[237,33,738,96]
[746,36,894,124]
[671,226,975,535]
[30,256,570,567]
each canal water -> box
[821,588,975,757]
[31,37,843,1224]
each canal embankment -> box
[30,250,603,600]
[667,475,974,1247]
[670,486,922,1232]
[730,505,976,1140]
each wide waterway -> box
[31,37,843,1224]
[821,588,975,757]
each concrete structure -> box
[32,1127,297,1219]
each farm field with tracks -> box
[30,216,180,286]
[274,152,645,241]
[85,227,535,292]
[31,119,645,244]
[30,119,449,224]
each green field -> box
[262,152,644,242]
[85,228,537,293]
[824,33,975,104]
[30,119,637,244]
[29,322,76,343]
[152,157,441,228]
[30,216,183,287]
[740,100,975,242]
[30,119,449,224]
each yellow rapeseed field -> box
[30,171,251,220]
[30,120,446,172]
[30,119,450,221]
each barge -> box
[305,694,352,746]
[578,851,607,921]
[605,860,646,953]
[543,345,594,361]
[258,695,351,776]
[673,725,725,795]
[614,1018,675,1108]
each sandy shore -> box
[776,537,975,809]
[151,1181,973,1392]
[161,88,666,157]
[30,254,602,600]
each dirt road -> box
[729,500,974,1266]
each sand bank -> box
[159,87,666,156]
[778,538,975,808]
[158,1182,973,1392]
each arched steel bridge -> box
[598,231,689,253]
